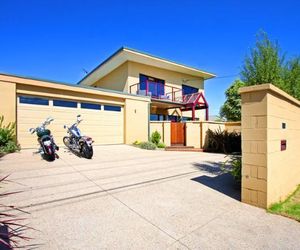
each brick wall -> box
[240,84,300,208]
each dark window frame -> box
[150,114,165,121]
[81,102,101,110]
[139,74,165,97]
[53,99,77,108]
[19,96,49,106]
[168,115,179,122]
[104,105,121,112]
[182,84,199,95]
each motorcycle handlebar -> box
[43,117,54,127]
[29,128,36,134]
[64,116,83,129]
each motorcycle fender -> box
[46,146,52,155]
[80,136,93,146]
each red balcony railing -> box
[129,81,209,120]
[129,81,182,102]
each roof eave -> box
[78,47,216,86]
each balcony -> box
[129,81,209,120]
[129,82,183,102]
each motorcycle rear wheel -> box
[47,153,56,161]
[82,144,93,159]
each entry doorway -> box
[171,122,186,145]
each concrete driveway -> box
[1,145,300,249]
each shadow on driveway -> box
[191,162,241,201]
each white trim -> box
[80,49,216,86]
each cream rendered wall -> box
[149,120,240,149]
[201,121,226,148]
[0,81,16,125]
[149,121,171,146]
[124,98,150,144]
[92,62,129,92]
[150,122,163,137]
[163,122,171,146]
[127,61,204,90]
[225,122,242,133]
[185,122,201,148]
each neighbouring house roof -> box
[78,47,216,86]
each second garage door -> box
[17,95,124,148]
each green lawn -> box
[269,185,300,222]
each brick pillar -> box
[240,90,268,208]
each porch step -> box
[165,146,203,152]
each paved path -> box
[1,145,300,249]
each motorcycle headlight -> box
[43,140,52,146]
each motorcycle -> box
[29,117,59,161]
[63,115,94,159]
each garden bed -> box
[269,185,300,222]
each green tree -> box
[241,31,285,89]
[282,57,300,100]
[240,30,300,100]
[220,31,300,121]
[220,80,245,121]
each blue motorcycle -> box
[63,115,93,159]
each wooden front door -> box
[171,122,186,145]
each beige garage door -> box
[17,95,124,148]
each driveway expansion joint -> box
[61,157,191,249]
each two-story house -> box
[0,47,216,148]
[78,47,215,122]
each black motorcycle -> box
[29,117,59,161]
[63,115,93,159]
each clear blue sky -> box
[1,1,299,115]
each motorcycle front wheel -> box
[63,136,71,149]
[82,143,93,159]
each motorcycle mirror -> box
[64,125,67,129]
[45,117,53,123]
[77,115,82,122]
[29,128,35,134]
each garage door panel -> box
[17,97,124,148]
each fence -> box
[149,121,241,148]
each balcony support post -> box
[192,105,196,121]
[146,80,148,96]
[205,106,209,121]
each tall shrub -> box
[204,128,241,154]
[151,131,161,145]
[0,116,19,155]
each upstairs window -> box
[182,84,198,95]
[139,74,165,97]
